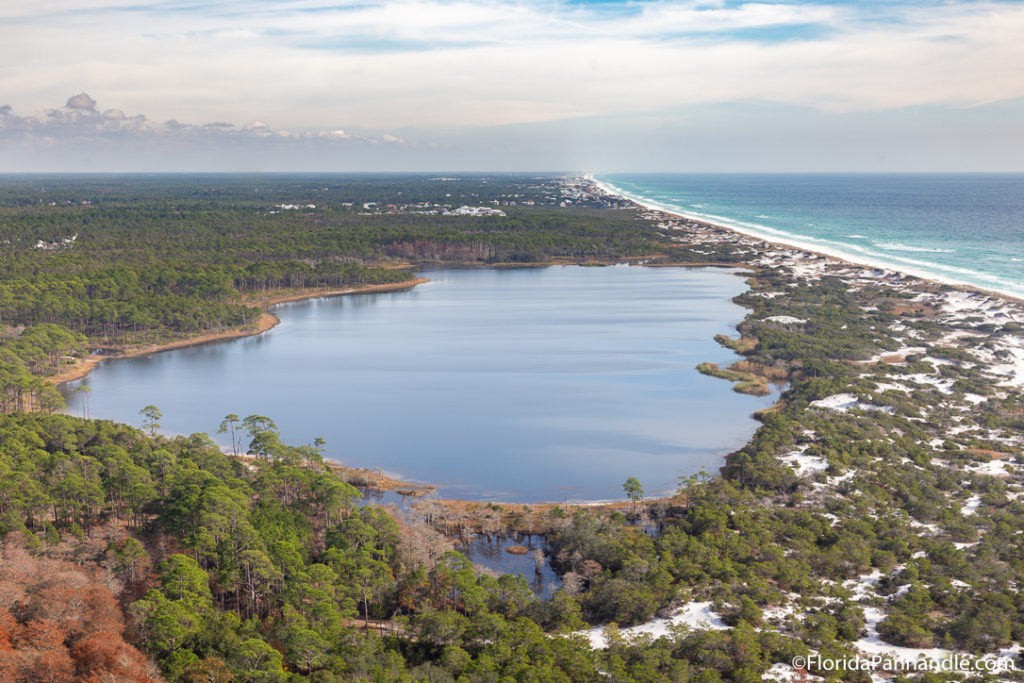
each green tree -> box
[414,609,470,648]
[229,637,285,682]
[218,413,240,456]
[241,414,283,460]
[159,554,214,606]
[285,627,330,673]
[132,590,201,654]
[76,384,92,419]
[110,536,148,584]
[237,549,282,619]
[140,404,162,436]
[623,477,644,515]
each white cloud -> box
[66,93,97,111]
[621,1,845,35]
[1,0,1020,131]
[0,94,405,146]
[0,1,1022,170]
[243,120,273,136]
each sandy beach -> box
[49,277,430,387]
[588,175,1024,305]
[586,179,1024,394]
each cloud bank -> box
[2,0,1022,129]
[1,1,1022,170]
[0,93,416,171]
[0,93,402,144]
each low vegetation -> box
[1,176,1022,681]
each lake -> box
[61,265,778,501]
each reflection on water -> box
[455,533,560,599]
[356,489,413,508]
[62,266,777,501]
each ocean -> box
[594,174,1024,299]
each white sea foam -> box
[874,242,956,253]
[590,175,1024,300]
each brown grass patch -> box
[754,400,787,418]
[715,334,758,353]
[890,303,938,317]
[730,360,789,380]
[969,448,1009,460]
[854,351,916,366]
[323,463,435,496]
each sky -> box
[1,0,1023,172]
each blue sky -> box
[1,0,1023,171]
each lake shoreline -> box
[235,449,676,522]
[50,278,431,387]
[53,183,1023,507]
[584,177,1024,390]
[67,264,763,504]
[358,179,1024,505]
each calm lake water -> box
[62,266,777,501]
[455,534,561,598]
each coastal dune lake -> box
[62,266,778,501]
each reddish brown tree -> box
[74,630,156,681]
[0,542,161,682]
[31,647,76,683]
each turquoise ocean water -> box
[595,174,1024,299]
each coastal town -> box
[263,177,633,217]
